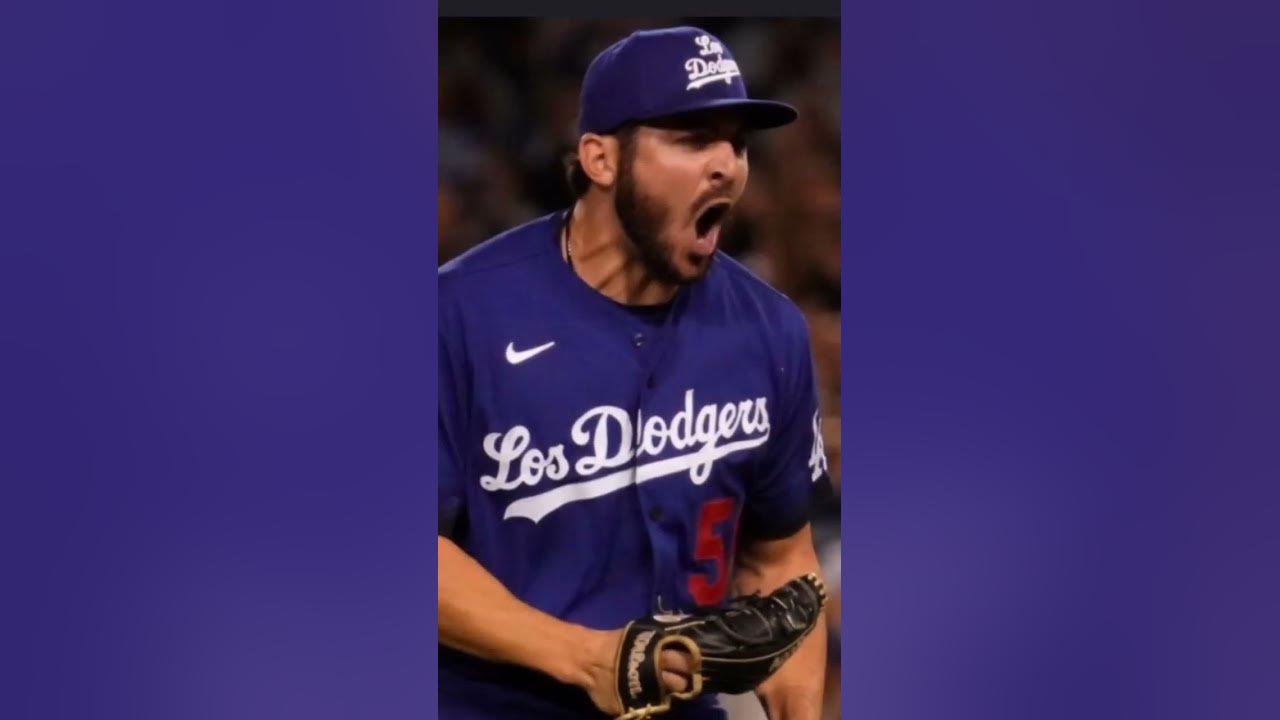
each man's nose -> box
[706,140,741,186]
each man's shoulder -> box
[439,212,561,296]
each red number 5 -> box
[688,498,738,607]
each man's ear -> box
[579,133,621,189]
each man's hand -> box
[758,683,823,720]
[578,628,696,716]
[582,576,826,718]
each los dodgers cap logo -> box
[577,26,799,136]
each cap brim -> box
[643,98,799,131]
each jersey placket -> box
[628,290,690,617]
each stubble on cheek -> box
[616,165,689,285]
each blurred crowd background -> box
[439,18,842,719]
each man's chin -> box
[635,243,713,287]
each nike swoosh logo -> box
[505,341,555,365]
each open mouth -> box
[693,201,731,252]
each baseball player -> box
[439,26,832,720]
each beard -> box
[614,158,712,287]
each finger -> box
[659,648,693,674]
[661,670,690,694]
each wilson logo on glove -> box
[626,630,656,699]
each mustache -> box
[690,189,735,217]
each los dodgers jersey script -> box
[438,210,829,719]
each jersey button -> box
[632,333,645,348]
[646,375,656,388]
[649,508,663,522]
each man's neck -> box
[565,198,680,307]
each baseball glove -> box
[612,573,827,720]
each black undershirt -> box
[616,299,673,328]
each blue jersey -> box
[438,210,829,719]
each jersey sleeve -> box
[741,309,830,540]
[438,311,469,539]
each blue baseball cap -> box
[577,26,799,136]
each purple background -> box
[2,2,1278,720]
[2,1,438,718]
[844,1,1280,719]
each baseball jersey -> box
[438,209,829,719]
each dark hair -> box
[563,125,639,199]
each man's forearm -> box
[734,526,827,720]
[438,536,611,688]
